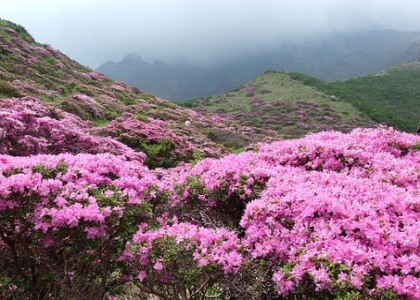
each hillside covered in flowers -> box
[0,19,274,166]
[1,19,420,299]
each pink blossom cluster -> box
[0,97,145,161]
[88,71,106,81]
[0,152,162,297]
[254,127,415,167]
[165,126,420,298]
[0,152,159,222]
[241,167,419,297]
[31,45,51,56]
[99,112,195,161]
[111,83,126,92]
[4,27,16,35]
[72,93,98,105]
[71,93,106,119]
[170,127,419,213]
[121,220,243,284]
[97,94,129,113]
[166,150,274,227]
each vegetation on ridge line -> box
[179,70,377,139]
[289,65,420,133]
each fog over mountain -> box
[2,0,420,68]
[97,29,420,100]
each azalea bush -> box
[0,153,165,299]
[98,113,195,169]
[241,168,420,298]
[1,96,419,300]
[0,80,24,98]
[162,126,420,299]
[119,220,244,299]
[0,97,145,161]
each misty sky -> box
[2,0,420,68]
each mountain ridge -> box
[97,29,420,101]
[179,70,378,138]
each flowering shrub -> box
[120,220,244,299]
[168,151,274,228]
[241,168,420,298]
[163,126,420,298]
[59,93,106,120]
[0,97,145,161]
[0,80,24,98]
[98,113,195,168]
[1,98,419,300]
[0,153,163,299]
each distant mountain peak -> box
[97,29,420,101]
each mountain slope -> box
[289,62,420,133]
[329,62,420,132]
[0,19,272,166]
[179,70,377,138]
[97,29,420,101]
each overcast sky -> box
[2,0,420,68]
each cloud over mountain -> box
[2,0,420,67]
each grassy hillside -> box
[289,62,420,133]
[0,19,274,162]
[180,62,420,136]
[179,70,377,138]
